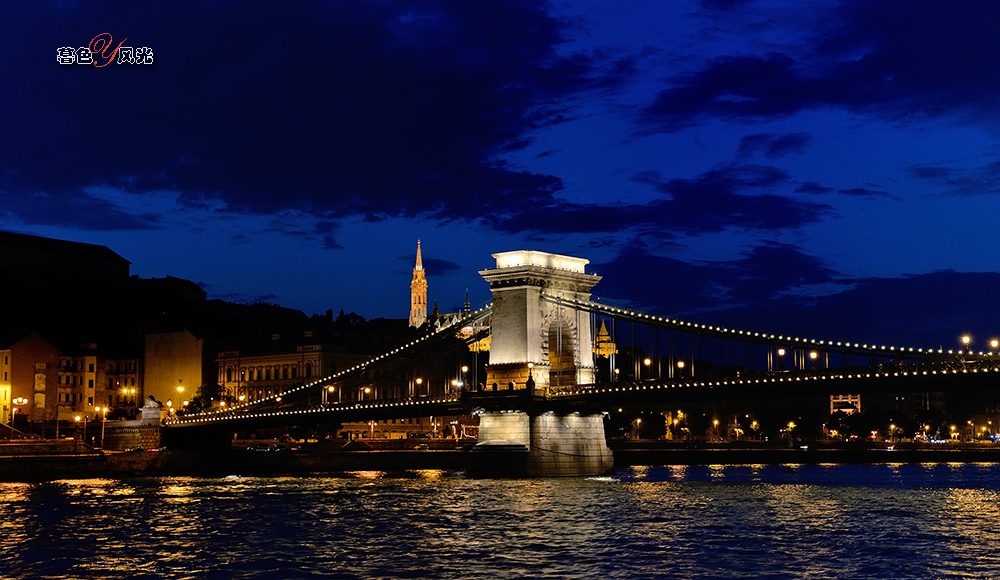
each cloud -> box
[908,160,1000,196]
[737,133,811,159]
[488,162,831,236]
[209,292,281,305]
[795,182,835,195]
[592,241,840,316]
[423,258,463,277]
[836,186,892,199]
[396,253,461,277]
[640,1,1000,131]
[699,0,758,10]
[1,1,630,231]
[0,190,160,231]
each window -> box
[88,379,94,389]
[89,364,94,372]
[291,368,297,379]
[305,363,313,378]
[88,397,93,406]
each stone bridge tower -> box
[479,250,601,393]
[472,250,613,477]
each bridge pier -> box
[469,410,614,477]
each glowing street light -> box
[962,335,971,352]
[11,397,28,425]
[96,407,108,448]
[75,415,86,450]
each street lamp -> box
[11,397,28,425]
[643,358,651,380]
[75,415,85,450]
[96,407,108,448]
[962,335,971,352]
[991,339,999,354]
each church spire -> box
[409,239,427,327]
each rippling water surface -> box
[3,464,1000,579]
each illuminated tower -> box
[409,240,427,327]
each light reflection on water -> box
[3,464,1000,579]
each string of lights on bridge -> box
[550,362,1000,399]
[167,294,997,427]
[543,293,998,360]
[166,306,493,426]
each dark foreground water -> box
[3,463,1000,579]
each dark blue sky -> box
[5,0,1000,349]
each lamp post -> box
[11,397,27,426]
[415,377,423,397]
[962,335,971,353]
[777,348,786,371]
[643,358,651,380]
[74,415,85,451]
[96,407,108,448]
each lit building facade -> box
[144,329,219,409]
[217,341,371,404]
[0,333,135,423]
[830,393,861,415]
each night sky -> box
[5,1,1000,350]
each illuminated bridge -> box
[166,250,1000,474]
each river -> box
[2,463,999,579]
